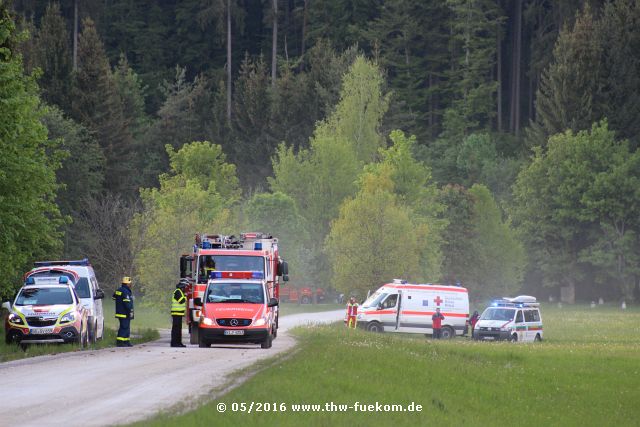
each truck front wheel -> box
[190,325,199,345]
[366,322,383,333]
[198,334,210,348]
[261,333,273,349]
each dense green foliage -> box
[0,3,65,298]
[2,1,640,303]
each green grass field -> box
[140,303,640,427]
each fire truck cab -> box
[179,232,288,345]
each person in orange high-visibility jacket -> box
[346,296,359,328]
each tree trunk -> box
[509,0,522,135]
[497,21,502,132]
[73,0,78,71]
[226,0,232,122]
[300,0,309,71]
[271,0,278,87]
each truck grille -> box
[480,327,501,332]
[26,317,57,327]
[216,318,252,327]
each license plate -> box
[31,328,54,335]
[482,336,495,341]
[224,330,245,336]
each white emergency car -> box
[474,296,543,342]
[356,280,469,338]
[3,276,89,348]
[27,259,105,342]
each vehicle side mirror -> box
[194,297,202,306]
[2,301,10,311]
[278,261,289,277]
[268,298,279,307]
[94,289,105,300]
[282,274,289,282]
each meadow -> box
[140,303,640,427]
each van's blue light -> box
[26,277,35,285]
[254,242,262,250]
[58,276,69,284]
[209,271,222,279]
[251,272,264,279]
[202,241,211,249]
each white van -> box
[356,280,469,338]
[474,296,543,342]
[26,259,105,342]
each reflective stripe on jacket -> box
[171,288,186,316]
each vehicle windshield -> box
[198,255,265,282]
[362,291,387,308]
[205,282,264,304]
[480,308,516,321]
[16,287,74,306]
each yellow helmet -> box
[122,276,132,285]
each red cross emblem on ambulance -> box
[434,296,443,306]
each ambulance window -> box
[515,310,524,323]
[381,294,398,309]
[524,310,540,322]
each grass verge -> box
[140,303,640,426]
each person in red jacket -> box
[469,310,480,338]
[346,296,359,329]
[432,307,445,339]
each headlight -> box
[500,327,510,332]
[60,312,76,324]
[201,317,214,326]
[8,313,24,325]
[254,318,266,327]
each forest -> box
[1,0,640,306]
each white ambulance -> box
[474,296,543,342]
[356,280,469,338]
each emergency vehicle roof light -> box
[251,272,264,279]
[392,279,407,284]
[254,242,262,250]
[202,241,212,249]
[210,271,223,279]
[26,277,35,285]
[59,276,69,284]
[34,258,90,267]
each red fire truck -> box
[179,232,289,345]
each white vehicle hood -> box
[476,319,512,328]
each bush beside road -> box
[140,304,640,426]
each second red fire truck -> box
[179,232,289,348]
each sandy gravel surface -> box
[0,309,343,427]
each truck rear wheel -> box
[190,325,199,345]
[440,326,455,339]
[366,322,383,333]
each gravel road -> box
[0,309,343,427]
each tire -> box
[366,322,383,333]
[534,334,542,342]
[301,296,310,305]
[261,334,273,349]
[510,333,518,342]
[89,319,97,344]
[99,320,104,340]
[198,333,210,348]
[190,325,199,345]
[440,326,455,339]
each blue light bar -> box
[251,271,264,279]
[209,271,222,279]
[202,241,212,249]
[59,276,69,284]
[33,259,89,267]
[254,242,262,250]
[26,277,35,285]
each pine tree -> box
[72,18,133,195]
[33,2,72,110]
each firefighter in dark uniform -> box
[171,279,188,347]
[113,276,134,347]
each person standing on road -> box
[346,296,359,329]
[113,276,134,347]
[432,307,445,339]
[171,279,188,347]
[469,310,480,339]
